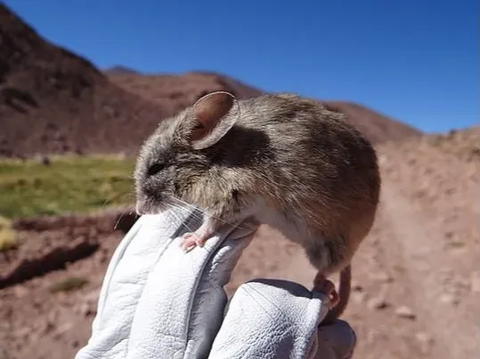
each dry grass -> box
[0,216,17,251]
[49,276,89,293]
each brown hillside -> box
[0,3,164,158]
[0,2,420,160]
[109,71,422,144]
[107,71,264,116]
[323,101,421,144]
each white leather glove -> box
[74,207,356,359]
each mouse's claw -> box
[313,273,340,308]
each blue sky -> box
[5,0,479,133]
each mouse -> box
[134,91,381,324]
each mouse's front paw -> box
[180,232,197,251]
[180,231,209,251]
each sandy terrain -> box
[1,127,477,359]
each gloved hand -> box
[74,206,356,359]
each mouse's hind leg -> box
[313,272,340,307]
[305,237,347,309]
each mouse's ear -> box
[189,91,239,150]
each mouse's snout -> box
[134,175,175,216]
[135,190,167,215]
[135,200,147,216]
[134,189,152,215]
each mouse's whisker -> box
[165,212,182,229]
[168,202,205,224]
[168,211,185,230]
[100,190,135,210]
[169,198,207,221]
[168,202,237,257]
[169,207,198,234]
[168,209,212,270]
[170,197,200,211]
[170,196,250,232]
[169,207,195,228]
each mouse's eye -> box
[147,162,165,177]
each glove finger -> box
[209,278,329,359]
[75,208,198,359]
[126,209,259,359]
[313,320,357,359]
[184,217,259,358]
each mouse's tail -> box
[321,264,351,325]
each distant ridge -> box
[104,65,141,75]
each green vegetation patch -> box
[49,276,89,293]
[0,155,136,219]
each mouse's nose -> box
[135,198,148,215]
[136,187,165,215]
[135,203,142,215]
[135,198,162,215]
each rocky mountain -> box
[0,2,420,159]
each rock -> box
[33,153,51,166]
[0,347,12,359]
[365,329,380,343]
[12,285,29,298]
[395,305,416,320]
[53,321,74,339]
[83,288,100,303]
[368,297,390,310]
[39,317,55,334]
[351,281,363,292]
[370,272,394,283]
[352,291,367,304]
[439,293,459,305]
[16,326,31,339]
[415,332,434,354]
[40,155,51,166]
[445,237,465,249]
[75,302,94,317]
[470,272,480,292]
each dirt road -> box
[332,139,478,358]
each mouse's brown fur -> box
[134,91,381,323]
